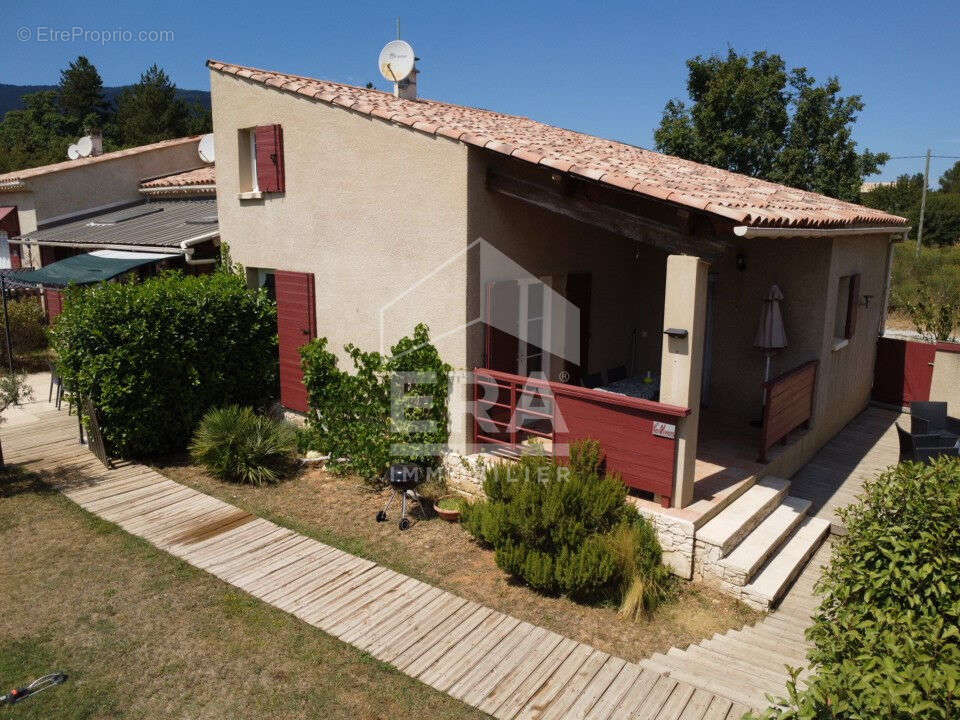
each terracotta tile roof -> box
[208,60,907,230]
[0,136,203,184]
[140,165,216,190]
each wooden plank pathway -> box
[3,399,755,720]
[788,406,901,533]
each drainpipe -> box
[878,230,909,337]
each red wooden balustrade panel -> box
[473,368,687,507]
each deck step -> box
[742,517,831,609]
[719,496,812,585]
[697,477,791,555]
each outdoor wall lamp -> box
[664,328,689,339]
[861,294,874,308]
[736,253,747,271]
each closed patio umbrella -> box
[754,285,787,407]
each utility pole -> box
[916,148,931,253]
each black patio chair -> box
[606,365,628,383]
[47,360,61,403]
[910,401,960,438]
[582,372,604,389]
[895,423,960,463]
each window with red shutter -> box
[254,124,285,194]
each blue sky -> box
[4,0,959,183]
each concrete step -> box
[742,517,832,609]
[697,477,791,556]
[719,496,812,585]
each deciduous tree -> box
[655,50,887,201]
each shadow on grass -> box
[0,466,56,499]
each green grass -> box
[0,466,490,720]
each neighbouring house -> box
[0,138,218,318]
[207,59,908,605]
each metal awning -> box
[15,250,181,288]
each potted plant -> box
[433,495,464,522]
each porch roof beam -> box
[486,171,728,259]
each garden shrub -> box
[51,272,277,457]
[190,405,296,485]
[0,297,48,364]
[463,440,669,606]
[756,457,960,719]
[299,323,451,481]
[890,242,960,341]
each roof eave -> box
[733,225,911,239]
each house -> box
[0,137,219,317]
[207,59,908,602]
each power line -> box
[888,154,960,160]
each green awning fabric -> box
[16,250,180,288]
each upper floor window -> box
[238,125,285,196]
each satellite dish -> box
[76,135,94,157]
[198,133,215,163]
[378,40,415,82]
[67,144,80,160]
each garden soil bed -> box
[154,459,761,662]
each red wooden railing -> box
[759,359,818,462]
[473,368,689,507]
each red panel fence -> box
[473,368,689,507]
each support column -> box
[659,255,710,508]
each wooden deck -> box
[788,406,901,533]
[3,395,757,720]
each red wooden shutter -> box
[275,270,316,412]
[45,289,63,321]
[255,124,285,193]
[845,273,861,338]
[9,243,20,269]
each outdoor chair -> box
[582,372,604,389]
[47,360,62,403]
[895,423,960,463]
[910,401,960,438]
[606,365,628,383]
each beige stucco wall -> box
[209,70,472,444]
[707,237,833,423]
[5,141,203,244]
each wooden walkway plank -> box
[4,386,772,720]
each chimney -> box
[88,131,103,156]
[396,64,418,100]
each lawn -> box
[0,467,489,720]
[155,458,760,663]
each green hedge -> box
[757,457,960,719]
[299,323,451,480]
[51,272,277,457]
[463,440,671,606]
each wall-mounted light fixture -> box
[861,294,874,308]
[736,253,747,272]
[663,328,688,339]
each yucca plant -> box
[190,405,297,485]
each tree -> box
[0,91,74,173]
[909,191,960,247]
[111,65,189,146]
[654,49,888,202]
[939,160,960,194]
[57,56,109,133]
[0,372,33,468]
[861,173,924,218]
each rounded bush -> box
[51,272,277,457]
[190,405,296,485]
